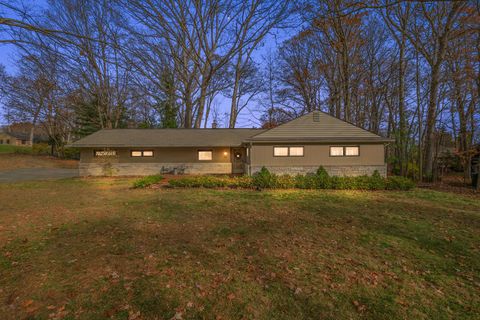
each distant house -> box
[0,131,32,146]
[71,111,393,177]
[0,123,49,147]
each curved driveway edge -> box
[0,168,78,183]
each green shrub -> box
[32,143,51,155]
[166,170,414,191]
[169,176,230,188]
[230,175,254,188]
[132,175,164,189]
[368,170,386,190]
[62,147,80,159]
[294,174,316,189]
[12,145,35,154]
[386,176,415,191]
[252,167,277,189]
[275,175,296,189]
[196,176,228,188]
[315,166,331,188]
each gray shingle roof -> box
[247,111,392,143]
[71,112,392,148]
[70,128,266,148]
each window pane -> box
[131,151,142,157]
[289,147,304,156]
[274,147,289,156]
[345,146,359,156]
[330,147,344,156]
[198,151,212,160]
[143,151,154,157]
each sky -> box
[0,1,294,128]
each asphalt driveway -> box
[0,168,78,183]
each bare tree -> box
[398,1,468,178]
[124,0,291,128]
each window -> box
[6,139,10,144]
[289,147,304,157]
[274,146,304,157]
[330,146,360,157]
[0,139,3,144]
[330,147,344,156]
[274,147,289,157]
[198,150,213,161]
[131,150,153,157]
[94,150,117,157]
[345,146,359,156]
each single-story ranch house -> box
[71,111,393,177]
[0,131,32,146]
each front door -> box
[232,148,245,174]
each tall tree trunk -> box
[398,35,407,176]
[423,64,440,179]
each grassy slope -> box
[0,178,479,319]
[0,145,31,154]
[0,146,78,170]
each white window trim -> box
[330,146,360,157]
[345,146,360,157]
[274,147,289,157]
[131,150,154,157]
[289,146,304,157]
[274,146,304,157]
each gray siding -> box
[250,144,385,167]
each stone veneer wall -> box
[79,162,232,176]
[248,165,387,177]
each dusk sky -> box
[0,0,294,128]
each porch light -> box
[223,151,228,157]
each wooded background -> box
[0,0,478,181]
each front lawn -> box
[0,153,78,171]
[0,178,479,319]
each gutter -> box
[244,138,395,144]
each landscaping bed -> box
[135,167,415,191]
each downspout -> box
[248,142,253,176]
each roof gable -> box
[249,111,389,142]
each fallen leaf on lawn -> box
[128,310,141,320]
[352,300,366,312]
[227,293,235,301]
[171,311,183,320]
[22,300,34,308]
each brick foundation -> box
[79,162,232,176]
[248,165,387,177]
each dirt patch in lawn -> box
[0,179,479,319]
[0,154,78,171]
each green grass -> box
[0,144,31,154]
[0,178,479,319]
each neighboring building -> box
[0,131,32,146]
[71,111,393,177]
[0,122,49,146]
